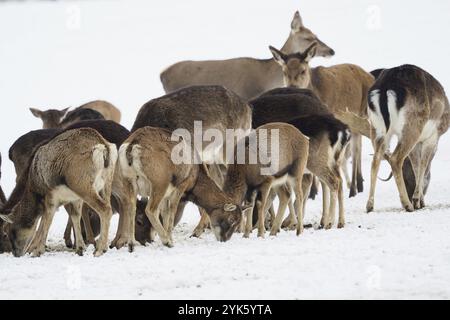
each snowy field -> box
[1,0,450,300]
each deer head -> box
[269,42,318,88]
[30,107,70,129]
[208,203,253,242]
[283,11,334,57]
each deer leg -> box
[337,174,345,228]
[270,186,290,236]
[64,215,74,249]
[389,143,418,212]
[412,138,437,209]
[326,185,338,229]
[66,201,86,256]
[342,147,352,189]
[145,187,173,247]
[28,202,57,257]
[192,208,210,238]
[81,205,96,246]
[320,181,330,228]
[366,136,387,213]
[256,182,272,238]
[349,135,359,197]
[356,135,364,193]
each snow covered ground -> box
[1,0,450,300]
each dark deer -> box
[250,89,350,229]
[365,65,449,212]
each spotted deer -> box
[0,128,117,257]
[30,100,121,129]
[269,43,374,198]
[160,11,334,100]
[365,64,450,212]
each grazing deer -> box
[8,121,139,252]
[365,64,449,212]
[269,43,374,197]
[30,100,121,128]
[160,11,334,100]
[250,91,350,229]
[223,123,309,237]
[120,127,250,247]
[0,128,117,257]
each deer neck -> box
[8,188,44,229]
[191,167,233,212]
[223,164,248,205]
[280,32,299,54]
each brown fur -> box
[0,128,117,257]
[366,65,450,212]
[160,11,334,100]
[29,100,121,129]
[120,127,246,246]
[223,123,309,237]
[269,44,374,197]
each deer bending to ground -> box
[30,100,121,129]
[250,89,350,229]
[269,43,374,198]
[120,127,249,247]
[222,123,309,237]
[160,11,334,100]
[0,128,117,257]
[365,64,450,212]
[8,120,141,252]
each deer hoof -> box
[65,239,74,249]
[337,222,345,229]
[366,201,374,213]
[349,187,357,198]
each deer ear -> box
[29,108,42,118]
[0,214,12,224]
[269,46,287,66]
[224,203,237,212]
[291,11,303,31]
[303,42,318,62]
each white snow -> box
[1,0,450,300]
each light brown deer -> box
[160,11,334,100]
[119,127,250,247]
[30,100,121,128]
[0,128,117,257]
[223,122,309,237]
[269,43,374,198]
[365,65,449,212]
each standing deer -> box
[30,100,121,128]
[250,90,350,229]
[269,43,374,197]
[119,127,249,247]
[365,64,450,212]
[160,11,334,100]
[0,128,117,257]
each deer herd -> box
[0,11,449,257]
